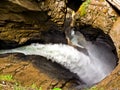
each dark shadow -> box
[0,40,18,49]
[66,0,84,11]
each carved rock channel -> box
[0,0,120,90]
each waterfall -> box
[0,43,117,87]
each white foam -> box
[0,43,117,86]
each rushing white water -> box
[0,42,117,87]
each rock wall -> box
[74,0,120,89]
[0,0,67,49]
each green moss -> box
[78,0,91,16]
[0,74,13,81]
[31,84,42,90]
[13,83,42,90]
[13,84,62,90]
[0,75,61,90]
[84,86,104,90]
[52,88,62,90]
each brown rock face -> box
[0,0,67,49]
[0,54,79,90]
[110,17,120,56]
[74,0,118,33]
[96,17,120,90]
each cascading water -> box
[0,28,117,88]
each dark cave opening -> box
[72,25,118,59]
[66,0,84,11]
